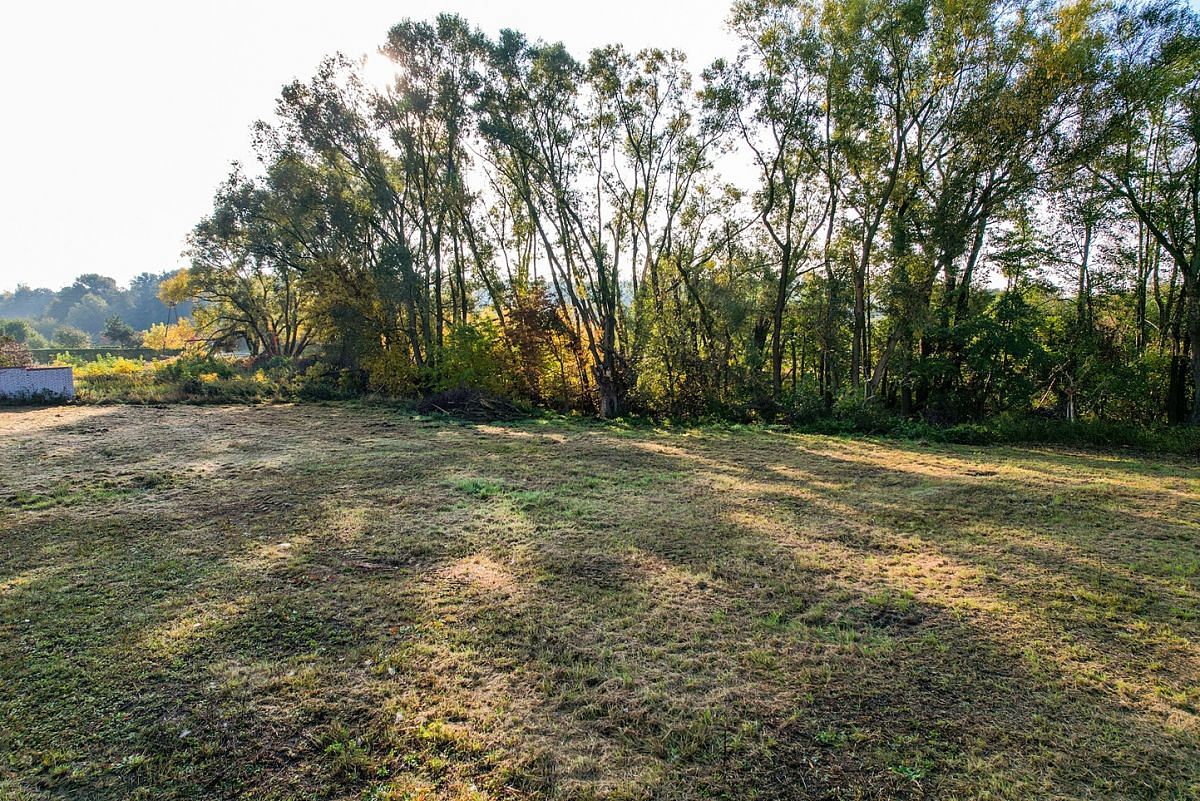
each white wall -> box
[0,367,75,400]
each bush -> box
[938,416,1200,455]
[429,321,513,398]
[73,355,148,380]
[52,326,91,349]
[158,354,239,382]
[357,321,515,400]
[297,362,366,401]
[60,353,267,403]
[47,331,1200,458]
[784,408,1200,456]
[61,350,379,405]
[362,348,419,396]
[0,336,34,368]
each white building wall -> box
[0,367,75,400]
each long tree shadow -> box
[1,405,476,798]
[405,419,1200,798]
[2,406,1198,800]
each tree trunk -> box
[1187,271,1200,425]
[1167,354,1189,424]
[851,267,866,389]
[770,246,792,399]
[597,357,622,419]
[597,302,623,419]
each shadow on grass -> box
[0,405,1197,800]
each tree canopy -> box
[165,0,1200,424]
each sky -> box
[0,0,738,293]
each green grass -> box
[1,404,1198,800]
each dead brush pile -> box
[415,386,527,421]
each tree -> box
[52,326,91,349]
[64,293,111,336]
[478,34,633,415]
[187,167,317,358]
[711,1,833,401]
[151,5,1200,426]
[0,286,53,320]
[142,319,197,351]
[102,316,142,348]
[1081,0,1200,422]
[0,319,48,348]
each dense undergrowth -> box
[791,412,1200,455]
[31,353,1200,456]
[54,353,362,404]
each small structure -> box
[0,366,75,401]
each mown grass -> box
[1,405,1198,800]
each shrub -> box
[430,321,513,397]
[297,362,365,401]
[52,326,91,349]
[785,410,1200,456]
[63,352,289,404]
[0,336,34,368]
[362,348,419,396]
[73,355,147,380]
[158,354,239,382]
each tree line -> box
[0,272,193,350]
[182,0,1200,424]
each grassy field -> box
[1,405,1198,800]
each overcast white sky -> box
[0,1,737,292]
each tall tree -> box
[1082,0,1200,422]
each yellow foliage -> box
[71,357,151,381]
[157,270,194,306]
[362,347,418,395]
[142,319,197,351]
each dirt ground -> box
[2,403,1198,800]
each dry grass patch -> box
[1,404,1198,800]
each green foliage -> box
[64,293,110,334]
[158,354,239,382]
[428,321,513,396]
[0,272,189,342]
[101,315,142,348]
[52,326,92,349]
[790,409,1200,456]
[12,1,1200,429]
[61,352,373,405]
[0,318,48,348]
[362,348,419,397]
[954,289,1051,415]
